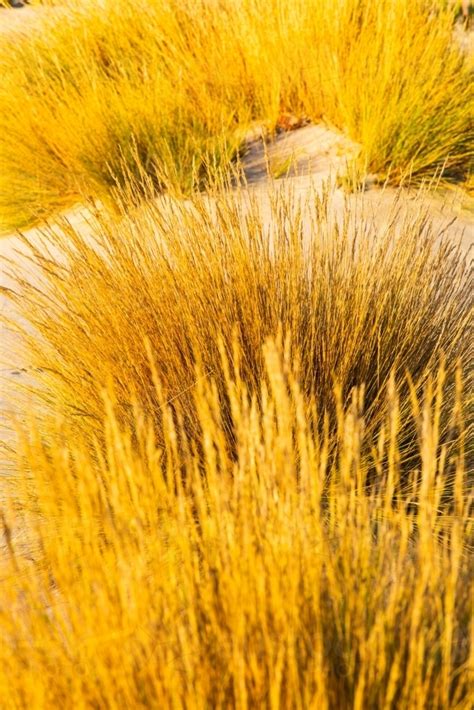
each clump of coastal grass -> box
[1,177,472,707]
[0,336,472,708]
[3,184,472,475]
[0,0,472,231]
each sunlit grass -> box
[0,182,472,708]
[1,336,472,708]
[0,0,472,231]
[4,186,472,459]
[0,2,472,705]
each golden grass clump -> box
[0,0,472,231]
[0,1,473,702]
[4,185,472,478]
[0,337,472,708]
[0,185,472,707]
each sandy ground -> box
[0,5,473,479]
[0,5,49,35]
[0,4,69,35]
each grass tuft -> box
[4,185,472,476]
[0,0,472,231]
[1,335,472,707]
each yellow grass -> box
[0,0,472,230]
[4,186,472,456]
[0,186,472,706]
[0,1,60,6]
[0,2,472,705]
[1,338,472,708]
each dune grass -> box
[0,0,472,231]
[0,2,472,705]
[0,1,60,6]
[1,339,472,707]
[3,186,472,461]
[0,182,472,707]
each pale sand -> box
[0,5,62,36]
